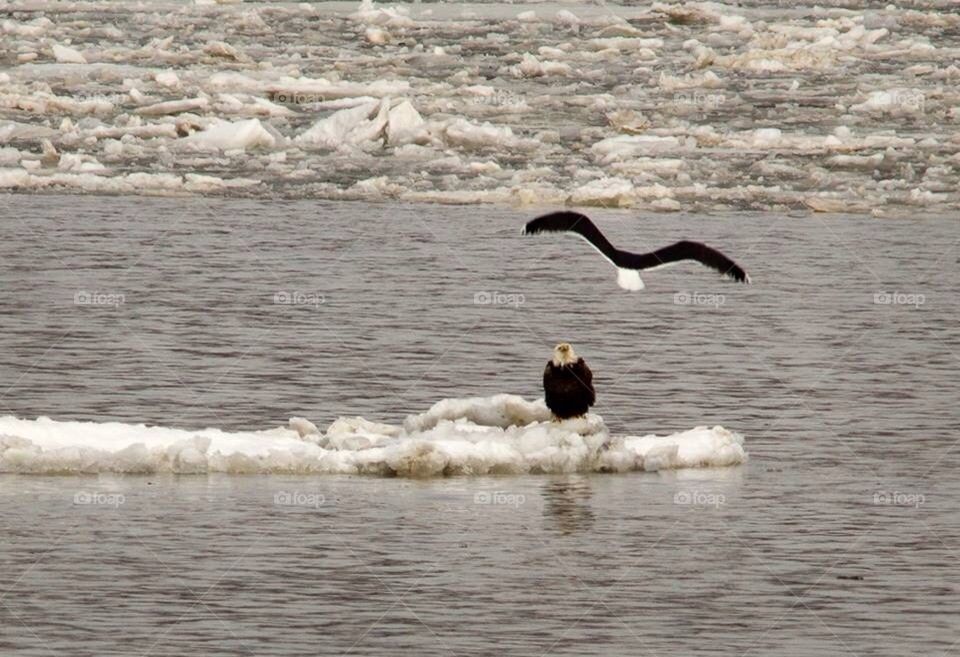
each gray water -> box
[0,194,958,655]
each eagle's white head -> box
[552,342,578,366]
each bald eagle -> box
[543,343,595,420]
[523,211,750,291]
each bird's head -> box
[552,342,578,366]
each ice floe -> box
[0,395,747,477]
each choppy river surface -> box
[0,194,957,655]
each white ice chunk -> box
[569,177,636,207]
[365,27,390,45]
[386,99,426,145]
[439,118,534,151]
[591,135,683,164]
[296,100,384,148]
[289,417,320,438]
[154,71,181,88]
[179,118,277,151]
[135,97,210,116]
[52,44,87,64]
[351,0,415,28]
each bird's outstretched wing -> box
[522,211,620,264]
[618,240,750,283]
[523,211,749,284]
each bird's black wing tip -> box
[727,267,750,284]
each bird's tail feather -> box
[617,269,644,291]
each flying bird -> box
[543,343,595,420]
[523,211,750,291]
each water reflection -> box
[542,475,595,534]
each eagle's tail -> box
[617,269,644,291]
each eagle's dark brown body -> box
[543,358,595,419]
